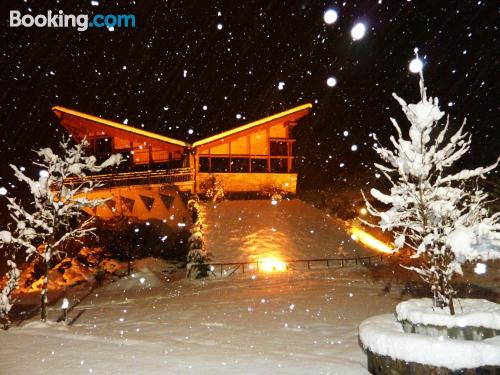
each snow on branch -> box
[364,56,500,314]
[0,260,20,329]
[1,136,121,322]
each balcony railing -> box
[64,167,194,190]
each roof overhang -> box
[191,103,312,148]
[52,103,313,151]
[52,106,190,148]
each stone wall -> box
[401,319,500,341]
[367,350,500,375]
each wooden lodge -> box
[52,103,312,223]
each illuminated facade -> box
[52,103,312,223]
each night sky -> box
[0,0,498,197]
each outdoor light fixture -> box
[349,226,394,254]
[259,257,287,272]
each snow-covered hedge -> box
[359,313,500,370]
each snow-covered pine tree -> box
[364,55,500,315]
[0,258,20,329]
[186,196,210,278]
[0,137,121,322]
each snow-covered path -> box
[203,199,371,263]
[1,259,401,374]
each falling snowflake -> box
[351,22,366,40]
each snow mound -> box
[396,298,500,329]
[107,260,165,291]
[359,313,500,369]
[204,199,371,263]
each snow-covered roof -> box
[52,106,190,147]
[191,103,312,148]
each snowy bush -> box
[0,260,20,329]
[186,196,210,278]
[364,59,500,314]
[202,174,225,203]
[262,183,286,203]
[0,137,121,322]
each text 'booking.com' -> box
[9,10,136,32]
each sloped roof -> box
[192,103,312,147]
[52,106,190,147]
[52,103,312,149]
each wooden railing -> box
[63,167,194,189]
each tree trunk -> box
[40,252,49,322]
[448,295,455,315]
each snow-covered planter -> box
[396,298,500,340]
[359,312,500,374]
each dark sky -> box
[0,0,498,195]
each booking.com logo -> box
[9,10,136,31]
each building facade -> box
[52,103,312,223]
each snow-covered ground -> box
[204,199,371,263]
[1,199,498,374]
[1,258,402,374]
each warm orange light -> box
[359,208,367,215]
[349,226,395,254]
[259,257,287,272]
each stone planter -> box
[366,349,499,375]
[400,319,499,340]
[359,299,500,374]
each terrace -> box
[63,167,194,191]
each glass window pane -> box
[230,158,249,172]
[251,158,268,173]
